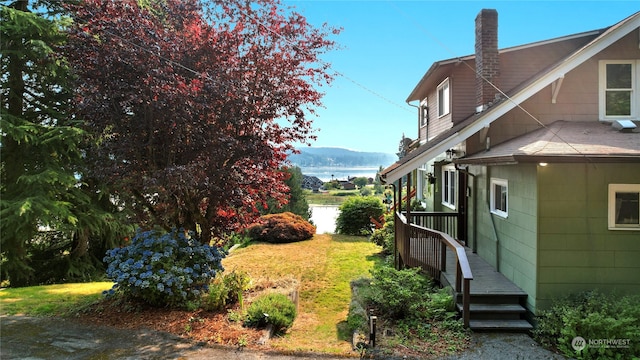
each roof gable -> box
[406,29,606,103]
[384,11,640,184]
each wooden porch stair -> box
[441,248,533,331]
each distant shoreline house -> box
[301,175,324,191]
[382,9,640,329]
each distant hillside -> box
[288,147,396,167]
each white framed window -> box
[442,166,456,209]
[419,98,428,128]
[490,178,508,218]
[599,60,639,121]
[608,184,640,230]
[437,78,450,118]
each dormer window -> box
[437,78,450,118]
[599,60,639,121]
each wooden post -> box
[394,180,400,269]
[457,171,467,243]
[455,261,462,293]
[463,278,471,328]
[440,242,447,272]
[406,172,412,224]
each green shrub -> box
[335,196,384,236]
[369,213,394,255]
[202,274,228,311]
[364,265,434,319]
[220,231,251,251]
[533,290,640,359]
[103,228,224,307]
[347,263,462,347]
[359,186,372,196]
[201,270,252,311]
[247,212,315,243]
[245,293,297,335]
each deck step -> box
[457,303,526,313]
[469,319,533,331]
[457,293,527,305]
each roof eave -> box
[454,154,640,165]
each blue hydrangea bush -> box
[103,228,225,307]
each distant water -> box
[299,166,379,182]
[309,205,340,234]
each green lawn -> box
[223,234,381,354]
[0,282,113,316]
[304,189,359,205]
[0,235,381,355]
[305,188,384,205]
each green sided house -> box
[381,9,640,330]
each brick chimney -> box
[475,9,499,111]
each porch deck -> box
[438,246,532,331]
[398,212,532,330]
[440,247,527,296]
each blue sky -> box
[284,1,639,155]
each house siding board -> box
[595,29,640,59]
[451,66,477,125]
[468,164,538,311]
[536,163,640,312]
[492,165,538,311]
[499,37,597,93]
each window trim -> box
[599,60,639,121]
[490,178,508,218]
[441,165,456,210]
[608,183,640,231]
[437,78,450,118]
[419,98,428,128]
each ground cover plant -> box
[533,290,640,359]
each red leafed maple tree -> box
[63,0,338,242]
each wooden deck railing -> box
[395,212,473,327]
[371,189,418,229]
[408,211,459,240]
